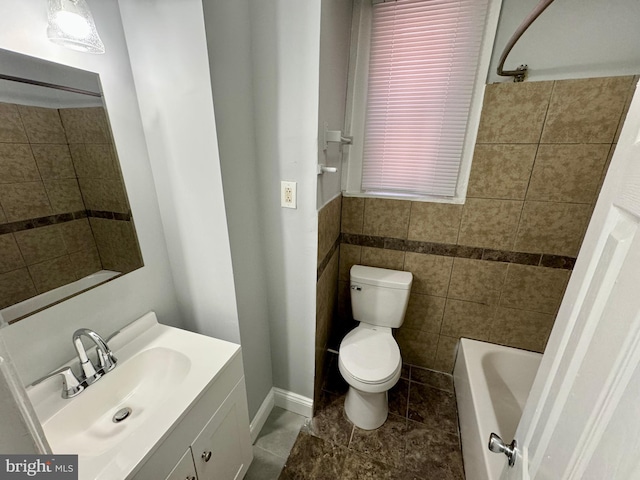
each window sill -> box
[342,190,465,205]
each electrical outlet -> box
[281,181,297,209]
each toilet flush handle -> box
[351,285,362,291]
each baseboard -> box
[273,387,313,418]
[249,388,275,444]
[249,388,313,443]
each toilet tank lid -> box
[350,265,413,290]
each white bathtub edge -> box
[454,338,492,480]
[454,338,542,480]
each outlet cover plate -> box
[281,181,297,209]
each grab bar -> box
[497,0,556,82]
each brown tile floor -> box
[278,354,464,479]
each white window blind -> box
[362,0,490,197]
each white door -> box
[501,78,640,480]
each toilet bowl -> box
[338,324,402,429]
[338,265,412,430]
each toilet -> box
[338,265,412,430]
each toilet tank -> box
[350,265,413,328]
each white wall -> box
[0,0,180,385]
[489,0,640,83]
[0,337,44,454]
[0,48,102,108]
[0,371,38,453]
[249,0,321,399]
[201,0,274,419]
[118,0,241,344]
[317,0,353,209]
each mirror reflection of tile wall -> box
[0,102,142,320]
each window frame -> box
[341,0,504,204]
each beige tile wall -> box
[315,195,342,409]
[61,107,130,215]
[61,106,142,274]
[0,105,83,222]
[89,218,142,273]
[336,75,637,373]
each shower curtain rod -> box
[0,73,102,97]
[497,0,556,82]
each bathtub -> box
[0,270,121,324]
[454,338,542,480]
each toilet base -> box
[344,387,388,430]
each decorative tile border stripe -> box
[0,210,133,235]
[0,210,87,235]
[481,249,540,265]
[87,209,132,221]
[341,233,576,270]
[317,235,341,281]
[540,254,576,270]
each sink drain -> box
[112,407,132,423]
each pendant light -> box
[47,0,105,54]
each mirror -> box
[0,49,143,324]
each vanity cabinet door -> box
[192,381,252,480]
[164,448,197,480]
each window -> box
[342,0,502,202]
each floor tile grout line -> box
[252,444,290,462]
[347,424,355,448]
[405,378,411,420]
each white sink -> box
[44,347,190,456]
[27,313,241,480]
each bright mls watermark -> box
[0,456,77,479]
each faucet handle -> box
[59,367,84,398]
[32,366,84,399]
[97,349,117,372]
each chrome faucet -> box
[72,328,117,385]
[32,328,118,399]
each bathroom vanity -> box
[27,313,253,480]
[132,346,251,480]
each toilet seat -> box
[339,325,401,385]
